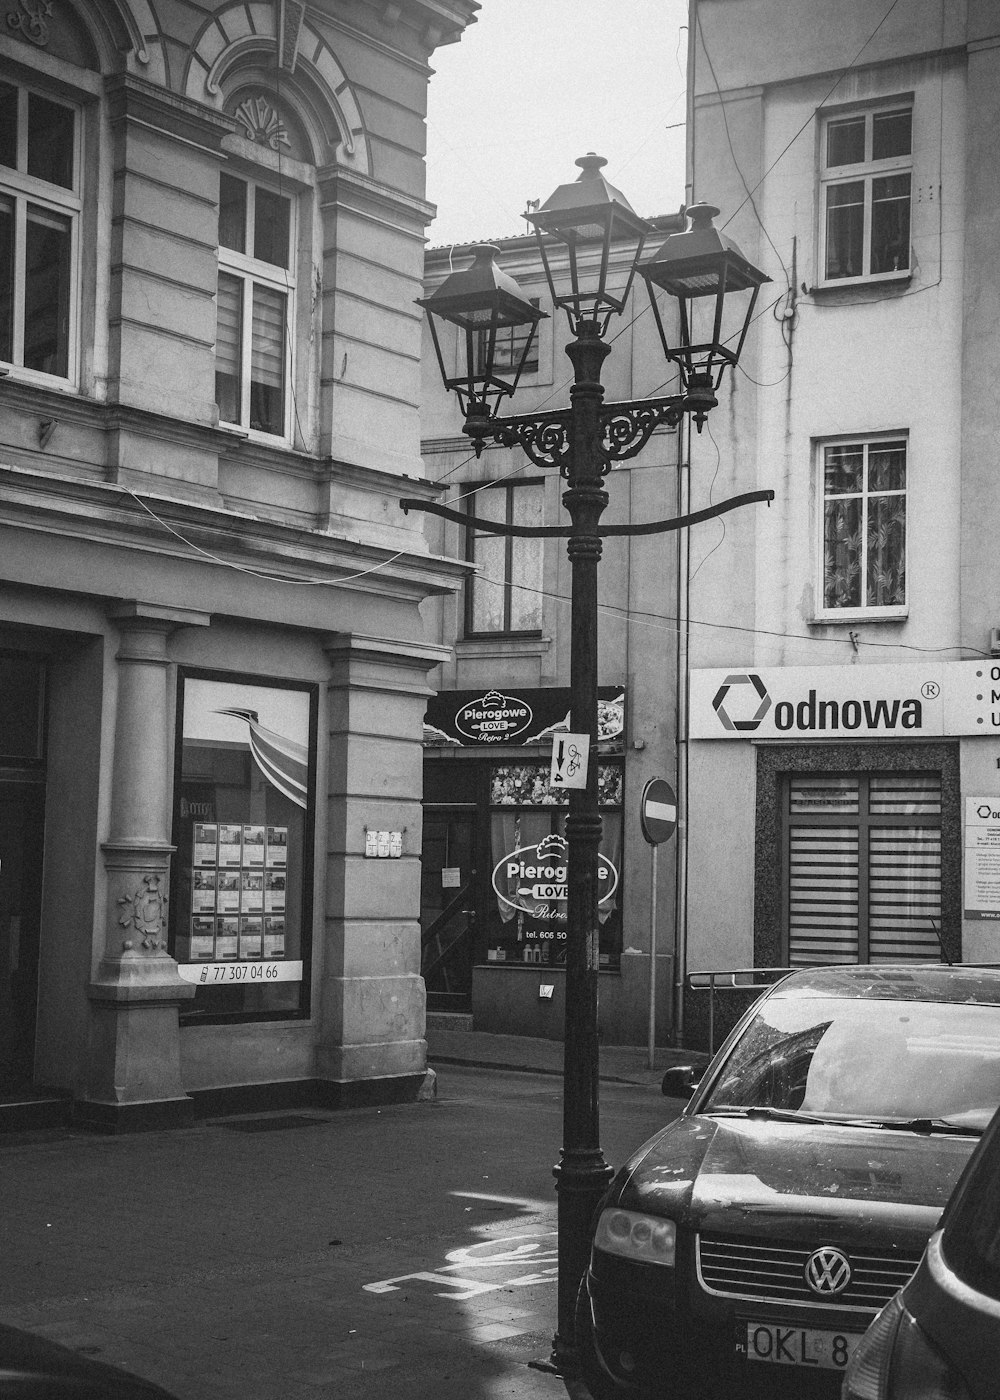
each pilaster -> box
[78,604,209,1131]
[316,633,450,1095]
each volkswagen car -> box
[575,964,1000,1399]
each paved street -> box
[0,1065,676,1399]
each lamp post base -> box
[551,1146,614,1367]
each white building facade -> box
[682,0,1000,1038]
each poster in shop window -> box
[171,675,314,1008]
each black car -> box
[0,1321,180,1397]
[575,964,1000,1399]
[842,1097,1000,1399]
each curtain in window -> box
[215,272,242,423]
[249,284,286,434]
[510,485,543,631]
[23,204,70,376]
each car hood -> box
[614,1115,976,1249]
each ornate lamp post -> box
[407,156,771,1368]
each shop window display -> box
[170,672,316,1021]
[487,762,623,969]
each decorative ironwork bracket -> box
[465,395,686,474]
[400,489,774,539]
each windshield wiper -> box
[706,1106,839,1125]
[864,1117,983,1136]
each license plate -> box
[742,1322,860,1371]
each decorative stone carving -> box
[117,872,167,950]
[234,95,291,151]
[278,0,305,72]
[7,0,52,46]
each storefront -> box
[685,661,1000,1028]
[0,603,458,1131]
[422,685,629,1038]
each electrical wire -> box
[469,556,988,658]
[127,490,408,587]
[715,0,906,233]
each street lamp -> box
[407,156,771,1369]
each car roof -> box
[769,963,1000,1005]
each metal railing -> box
[685,966,796,1055]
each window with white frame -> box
[821,437,906,613]
[465,480,543,636]
[215,171,294,438]
[0,80,80,381]
[820,105,912,283]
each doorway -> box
[420,804,478,1012]
[0,781,45,1091]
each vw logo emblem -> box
[804,1246,852,1296]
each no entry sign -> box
[640,777,677,845]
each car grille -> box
[697,1233,922,1312]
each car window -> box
[703,996,1000,1129]
[941,1107,1000,1298]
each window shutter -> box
[788,823,860,965]
[785,772,942,966]
[868,775,941,961]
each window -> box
[488,762,623,969]
[465,480,543,636]
[476,299,540,376]
[782,772,941,965]
[822,437,906,613]
[170,672,316,1022]
[820,105,911,282]
[0,82,79,381]
[215,172,294,438]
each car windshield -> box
[702,994,1000,1132]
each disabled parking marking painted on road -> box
[362,1231,559,1299]
[363,1271,501,1301]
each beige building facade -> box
[0,0,477,1128]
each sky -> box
[424,0,692,248]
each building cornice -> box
[105,73,236,155]
[0,463,467,605]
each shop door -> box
[420,805,478,1013]
[0,782,45,1091]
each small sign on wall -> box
[365,830,403,858]
[441,867,461,888]
[965,798,1000,919]
[550,733,590,789]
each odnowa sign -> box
[689,661,1000,740]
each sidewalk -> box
[425,1014,709,1088]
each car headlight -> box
[593,1208,676,1266]
[842,1294,972,1400]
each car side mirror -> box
[661,1065,702,1099]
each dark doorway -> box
[0,781,45,1091]
[420,804,478,1012]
